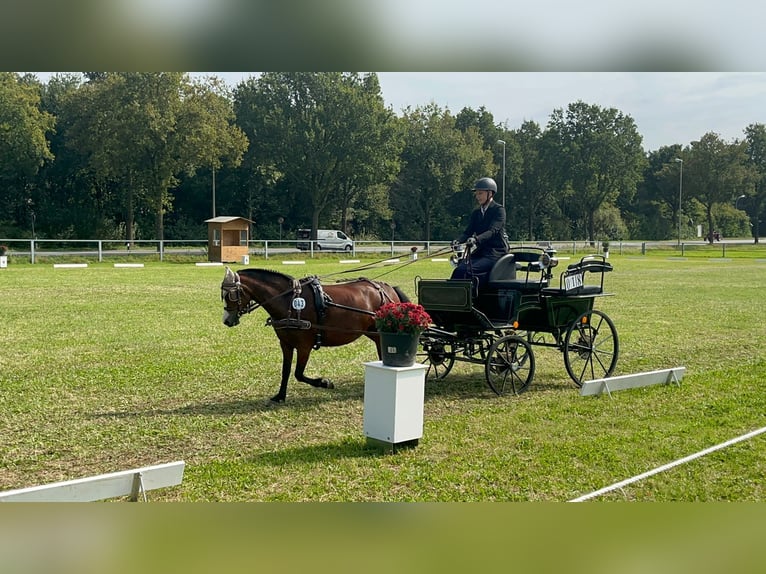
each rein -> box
[222,248,451,338]
[323,246,454,282]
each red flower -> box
[374,301,431,335]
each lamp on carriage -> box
[674,157,683,246]
[497,139,506,207]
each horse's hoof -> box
[323,380,334,390]
[270,394,286,403]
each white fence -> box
[0,237,760,264]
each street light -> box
[211,166,216,218]
[674,158,683,245]
[496,139,506,207]
[735,194,746,210]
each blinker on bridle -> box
[222,271,258,317]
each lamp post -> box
[735,194,746,210]
[211,166,216,218]
[496,139,506,207]
[674,158,683,245]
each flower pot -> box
[379,332,420,367]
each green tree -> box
[744,123,766,243]
[685,132,753,243]
[332,74,403,236]
[176,75,249,216]
[64,73,246,242]
[392,103,493,242]
[511,120,559,241]
[637,145,686,241]
[545,101,646,244]
[233,72,399,241]
[0,72,54,234]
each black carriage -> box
[416,245,619,395]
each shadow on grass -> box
[91,394,345,418]
[90,371,522,420]
[247,437,396,465]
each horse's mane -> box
[238,268,295,284]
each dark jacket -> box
[457,200,509,259]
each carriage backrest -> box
[487,254,517,283]
[549,255,613,295]
[487,248,549,292]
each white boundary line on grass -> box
[569,425,766,502]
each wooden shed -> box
[204,216,253,263]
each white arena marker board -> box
[53,263,88,269]
[114,263,144,268]
[0,461,185,502]
[340,259,361,264]
[283,261,305,265]
[195,262,223,267]
[580,367,685,398]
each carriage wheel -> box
[417,339,456,380]
[485,335,535,396]
[563,309,619,387]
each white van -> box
[296,229,353,251]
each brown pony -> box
[221,267,409,402]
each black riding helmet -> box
[473,177,497,195]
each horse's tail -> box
[393,285,410,303]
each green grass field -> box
[1,252,764,501]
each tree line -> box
[1,72,764,245]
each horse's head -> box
[221,267,245,327]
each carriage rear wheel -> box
[563,309,619,387]
[418,339,456,380]
[485,335,535,396]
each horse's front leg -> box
[294,345,334,390]
[271,342,294,403]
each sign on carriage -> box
[564,272,584,291]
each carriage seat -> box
[540,284,603,297]
[487,254,547,293]
[540,258,613,296]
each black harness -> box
[222,273,393,350]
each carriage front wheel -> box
[563,309,619,387]
[417,336,456,380]
[485,335,535,396]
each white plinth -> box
[0,255,6,268]
[363,361,426,450]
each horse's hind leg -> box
[271,343,294,403]
[294,346,334,390]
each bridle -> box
[221,271,308,320]
[221,271,259,318]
